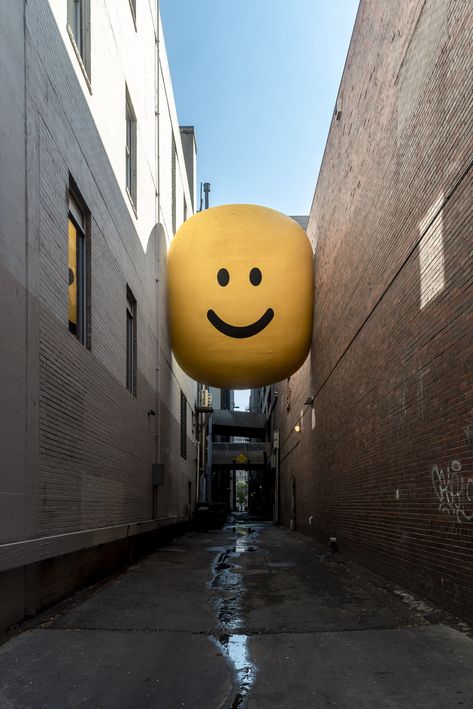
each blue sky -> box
[160,0,359,408]
[160,0,359,217]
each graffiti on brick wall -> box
[464,425,473,445]
[432,460,473,523]
[463,410,473,445]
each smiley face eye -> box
[217,268,230,287]
[249,267,262,286]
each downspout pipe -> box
[203,182,210,209]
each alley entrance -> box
[208,407,274,519]
[211,468,274,518]
[1,518,473,708]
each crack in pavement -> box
[209,521,263,709]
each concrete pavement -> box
[1,518,473,708]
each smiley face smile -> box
[207,265,274,338]
[207,307,274,339]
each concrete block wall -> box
[275,0,473,621]
[0,0,197,630]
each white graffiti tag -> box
[432,460,473,523]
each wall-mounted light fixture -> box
[279,394,315,459]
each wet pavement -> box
[1,517,473,707]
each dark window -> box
[180,390,187,460]
[126,88,137,209]
[221,388,231,410]
[126,288,137,396]
[68,191,88,345]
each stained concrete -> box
[249,625,473,708]
[1,518,473,708]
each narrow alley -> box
[1,518,473,708]
[1,2,473,706]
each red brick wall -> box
[275,0,473,620]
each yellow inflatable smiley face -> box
[167,204,314,389]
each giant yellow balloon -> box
[167,204,314,388]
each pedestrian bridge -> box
[211,442,271,468]
[211,409,266,438]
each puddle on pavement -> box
[213,634,256,709]
[268,561,295,569]
[209,521,263,707]
[209,549,242,631]
[233,526,256,554]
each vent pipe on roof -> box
[204,182,211,210]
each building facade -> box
[274,0,473,621]
[0,0,197,630]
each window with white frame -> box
[128,0,137,28]
[125,88,137,209]
[67,0,91,81]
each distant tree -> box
[236,480,247,510]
